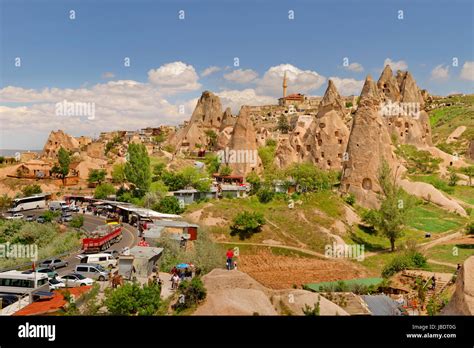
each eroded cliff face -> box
[442,256,474,315]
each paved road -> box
[21,209,139,276]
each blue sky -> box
[1,0,473,149]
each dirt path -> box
[427,259,458,269]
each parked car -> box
[74,264,110,281]
[60,213,73,223]
[59,273,94,287]
[39,258,68,270]
[25,215,35,222]
[103,250,119,259]
[5,213,24,220]
[48,278,66,290]
[67,205,80,213]
[77,253,117,268]
[22,268,58,279]
[36,216,46,224]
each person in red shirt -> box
[138,237,149,247]
[226,248,234,270]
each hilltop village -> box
[1,65,473,316]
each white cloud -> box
[383,58,408,71]
[216,89,275,114]
[223,69,259,84]
[0,79,196,143]
[430,64,450,80]
[344,62,364,72]
[101,72,115,79]
[460,61,474,81]
[329,77,364,96]
[201,66,221,77]
[147,61,201,94]
[256,64,326,96]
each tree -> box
[105,282,162,315]
[153,196,183,214]
[204,130,218,150]
[111,163,126,184]
[363,161,413,251]
[94,183,116,199]
[172,277,207,312]
[0,194,12,212]
[257,187,274,203]
[447,168,458,186]
[286,162,338,192]
[219,165,232,176]
[230,211,265,239]
[87,169,106,185]
[152,162,166,180]
[124,143,151,195]
[56,147,71,184]
[21,184,42,197]
[277,114,290,134]
[461,166,474,186]
[246,172,261,195]
[69,215,84,228]
[204,154,220,175]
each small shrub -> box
[69,215,84,228]
[257,187,275,203]
[230,211,265,240]
[344,193,356,206]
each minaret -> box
[282,71,288,98]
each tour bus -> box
[0,270,49,295]
[10,194,47,212]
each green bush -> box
[382,251,427,278]
[344,193,356,206]
[230,211,265,240]
[104,282,163,315]
[257,187,275,203]
[173,277,207,312]
[94,183,116,199]
[467,222,474,235]
[153,196,183,215]
[69,215,84,228]
[21,184,42,197]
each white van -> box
[49,201,68,211]
[78,253,117,268]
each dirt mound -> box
[194,268,348,316]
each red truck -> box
[82,223,123,253]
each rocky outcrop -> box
[170,91,223,152]
[274,80,349,171]
[442,256,474,315]
[340,75,398,208]
[42,130,80,159]
[225,106,262,177]
[378,66,432,147]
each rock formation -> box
[225,106,262,177]
[42,130,80,158]
[274,80,350,171]
[378,65,432,147]
[442,256,474,315]
[340,75,398,208]
[170,91,224,152]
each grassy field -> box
[451,185,474,206]
[184,191,345,253]
[425,243,474,265]
[406,203,467,233]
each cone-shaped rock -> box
[377,65,401,102]
[317,79,346,117]
[225,106,262,177]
